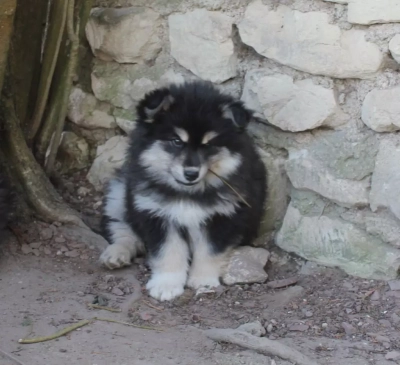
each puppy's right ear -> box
[136,88,174,123]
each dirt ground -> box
[1,226,400,365]
[1,173,400,365]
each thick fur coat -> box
[100,81,267,301]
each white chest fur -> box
[133,192,238,228]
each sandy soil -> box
[1,223,399,365]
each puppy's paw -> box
[187,274,220,290]
[146,272,186,301]
[100,243,133,269]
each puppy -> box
[100,81,267,301]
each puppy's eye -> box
[171,138,184,147]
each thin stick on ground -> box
[18,317,162,344]
[87,303,122,313]
[94,317,162,331]
[204,328,320,365]
[18,319,91,344]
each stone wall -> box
[64,0,400,280]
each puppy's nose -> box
[184,169,199,182]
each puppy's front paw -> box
[187,274,220,290]
[100,243,132,269]
[146,272,186,301]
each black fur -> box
[101,81,267,300]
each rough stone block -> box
[169,9,236,83]
[238,1,383,79]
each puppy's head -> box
[136,81,253,191]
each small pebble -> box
[385,351,400,361]
[40,228,53,240]
[388,280,400,291]
[30,241,43,249]
[112,287,124,296]
[342,322,356,335]
[65,250,80,258]
[31,249,40,257]
[21,244,32,255]
[379,319,392,328]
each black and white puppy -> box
[100,81,267,301]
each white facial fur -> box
[138,141,242,192]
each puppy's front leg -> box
[146,226,189,301]
[187,227,228,290]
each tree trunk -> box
[0,0,94,227]
[0,0,17,93]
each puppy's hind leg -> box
[100,178,144,269]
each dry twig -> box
[205,328,320,365]
[18,319,91,344]
[18,317,162,344]
[208,169,251,208]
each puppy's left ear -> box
[136,88,175,123]
[221,101,253,132]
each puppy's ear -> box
[136,88,175,123]
[221,101,253,132]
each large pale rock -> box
[242,71,347,132]
[91,61,183,109]
[86,7,162,64]
[238,1,383,79]
[68,87,116,129]
[87,136,129,190]
[257,147,289,236]
[69,123,117,146]
[342,210,400,249]
[276,201,400,280]
[286,149,370,208]
[285,130,377,208]
[362,86,400,132]
[222,247,270,285]
[113,108,137,134]
[389,34,400,64]
[348,0,400,25]
[370,139,400,221]
[168,9,236,83]
[57,132,89,173]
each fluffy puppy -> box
[100,81,267,301]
